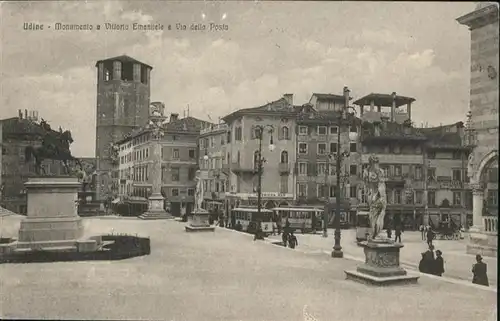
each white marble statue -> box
[467,152,475,179]
[194,170,204,212]
[362,155,387,240]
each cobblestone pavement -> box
[0,218,497,321]
[266,229,498,289]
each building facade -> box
[457,2,499,256]
[222,94,297,212]
[115,110,210,217]
[95,55,153,202]
[295,91,362,226]
[199,122,229,212]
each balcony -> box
[231,162,257,174]
[483,216,498,234]
[200,123,229,135]
[278,163,291,174]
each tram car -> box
[272,206,323,234]
[231,207,274,236]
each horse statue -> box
[25,120,81,175]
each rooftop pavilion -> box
[354,92,416,124]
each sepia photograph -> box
[0,1,498,320]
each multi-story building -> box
[198,122,229,212]
[295,90,362,226]
[222,94,297,212]
[0,110,73,214]
[95,55,153,202]
[115,111,210,216]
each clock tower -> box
[457,3,499,257]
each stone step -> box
[139,211,174,220]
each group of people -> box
[418,244,445,276]
[385,225,404,243]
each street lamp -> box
[254,124,274,240]
[331,86,357,258]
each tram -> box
[355,211,371,242]
[272,206,323,234]
[231,206,274,236]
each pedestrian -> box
[386,227,392,239]
[472,254,489,286]
[434,250,445,276]
[282,229,288,247]
[288,232,298,249]
[235,221,243,232]
[419,225,425,240]
[426,227,435,247]
[395,225,402,243]
[420,244,435,274]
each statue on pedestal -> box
[194,170,204,212]
[467,152,475,179]
[362,155,387,240]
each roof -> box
[115,116,211,144]
[420,122,467,149]
[222,97,298,122]
[353,93,415,108]
[295,105,361,125]
[361,120,427,142]
[311,93,345,101]
[1,117,49,137]
[95,55,153,69]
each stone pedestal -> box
[139,193,173,220]
[467,228,498,257]
[185,209,215,232]
[16,177,85,252]
[345,238,419,286]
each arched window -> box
[237,151,241,163]
[254,150,260,169]
[281,151,288,163]
[281,126,289,140]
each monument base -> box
[139,194,173,220]
[185,209,214,232]
[345,238,419,286]
[466,229,498,258]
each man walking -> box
[395,225,402,243]
[426,227,435,247]
[472,254,489,286]
[419,224,425,240]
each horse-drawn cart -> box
[433,223,461,240]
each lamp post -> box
[254,125,275,239]
[331,86,357,258]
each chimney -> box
[283,93,293,106]
[391,92,396,122]
[18,109,23,119]
[170,113,179,122]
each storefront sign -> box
[225,192,294,199]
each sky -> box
[0,1,477,157]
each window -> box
[428,168,436,180]
[280,175,288,193]
[452,151,461,159]
[298,162,308,175]
[360,188,367,203]
[298,184,307,197]
[227,131,231,143]
[188,189,195,196]
[298,126,308,135]
[188,168,196,180]
[415,191,423,204]
[394,189,402,204]
[280,151,289,163]
[330,126,338,134]
[318,143,326,155]
[330,143,338,153]
[488,168,498,183]
[317,162,326,176]
[349,125,357,133]
[317,126,327,135]
[252,126,261,140]
[281,126,290,140]
[394,165,402,177]
[350,165,357,176]
[171,168,180,181]
[349,185,357,198]
[415,166,423,180]
[428,151,436,159]
[386,189,393,204]
[488,190,498,206]
[173,149,179,159]
[349,143,357,153]
[171,188,179,196]
[298,143,308,154]
[329,185,337,198]
[427,191,436,206]
[452,169,462,181]
[189,149,196,159]
[316,184,325,198]
[453,191,462,206]
[235,126,242,141]
[465,191,473,209]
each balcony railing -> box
[483,216,498,234]
[200,123,229,135]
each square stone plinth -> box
[185,210,214,232]
[345,239,419,286]
[467,231,498,258]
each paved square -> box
[0,217,497,321]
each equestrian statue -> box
[24,118,81,175]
